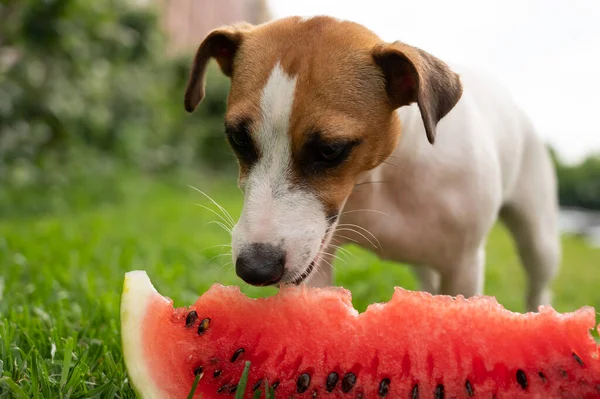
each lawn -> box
[1,171,599,398]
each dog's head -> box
[185,16,462,286]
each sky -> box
[267,0,600,164]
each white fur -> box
[320,66,560,312]
[231,63,329,283]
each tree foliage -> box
[0,0,233,186]
[551,148,600,210]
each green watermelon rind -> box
[121,271,167,399]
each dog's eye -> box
[225,122,258,165]
[319,143,346,161]
[229,129,250,148]
[300,132,361,175]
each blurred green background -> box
[0,0,599,397]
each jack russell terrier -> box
[184,16,560,312]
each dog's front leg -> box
[412,265,441,294]
[438,247,486,297]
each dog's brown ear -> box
[184,23,254,113]
[372,41,463,144]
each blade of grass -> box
[60,335,75,388]
[234,361,251,399]
[187,371,203,399]
[30,353,39,399]
[1,376,29,399]
[265,380,275,399]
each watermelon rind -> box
[121,270,168,399]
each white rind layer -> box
[121,270,167,399]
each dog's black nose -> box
[236,243,285,286]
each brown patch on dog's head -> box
[185,16,463,214]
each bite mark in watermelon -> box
[120,271,600,398]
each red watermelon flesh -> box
[120,271,600,398]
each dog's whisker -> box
[379,158,443,194]
[338,208,389,217]
[312,263,327,281]
[226,263,235,273]
[194,204,235,229]
[319,256,338,273]
[188,185,237,227]
[202,257,233,273]
[206,253,232,263]
[336,223,382,250]
[380,158,418,175]
[321,250,347,264]
[312,250,335,279]
[335,228,379,250]
[199,243,232,252]
[189,186,236,226]
[332,234,360,245]
[218,261,233,271]
[325,245,351,262]
[329,244,353,259]
[206,220,233,235]
[336,223,381,245]
[353,180,389,189]
[329,237,350,251]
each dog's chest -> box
[335,163,486,269]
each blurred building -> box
[154,0,271,53]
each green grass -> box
[1,171,599,397]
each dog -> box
[184,16,560,312]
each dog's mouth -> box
[290,230,331,285]
[291,259,316,285]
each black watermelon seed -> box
[435,384,445,399]
[465,379,474,397]
[516,369,528,389]
[326,372,339,392]
[193,366,203,376]
[560,369,568,378]
[378,378,390,397]
[342,372,357,393]
[573,352,585,367]
[538,371,547,382]
[197,318,211,335]
[356,391,364,399]
[411,384,419,399]
[213,369,222,378]
[297,373,311,393]
[216,383,229,393]
[272,381,280,390]
[229,385,238,394]
[185,311,198,327]
[252,379,263,391]
[230,348,245,362]
[312,390,318,398]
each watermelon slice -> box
[120,271,600,398]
